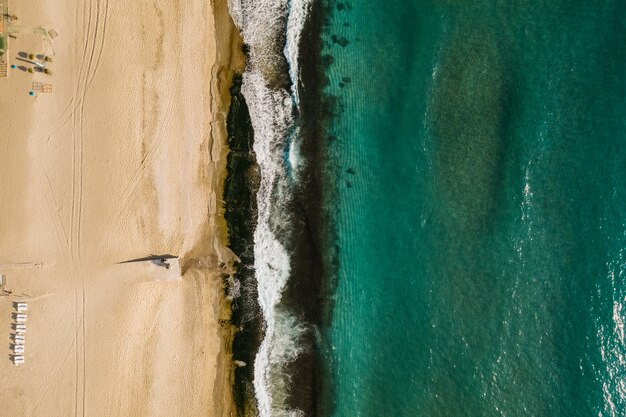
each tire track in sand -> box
[100,81,177,250]
[69,1,109,417]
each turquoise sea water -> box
[321,1,626,416]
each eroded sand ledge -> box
[0,0,245,415]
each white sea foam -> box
[285,0,312,107]
[226,0,311,415]
[285,0,312,181]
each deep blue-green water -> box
[321,1,626,416]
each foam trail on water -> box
[227,0,313,415]
[285,0,312,179]
[285,0,312,107]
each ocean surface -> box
[226,0,626,416]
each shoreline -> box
[209,0,247,414]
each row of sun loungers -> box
[11,302,27,365]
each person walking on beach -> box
[159,258,170,269]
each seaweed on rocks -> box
[224,73,263,417]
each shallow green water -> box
[321,1,626,416]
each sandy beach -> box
[0,0,244,415]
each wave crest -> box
[227,0,314,415]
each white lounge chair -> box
[16,317,27,324]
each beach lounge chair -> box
[14,334,25,342]
[16,313,27,319]
[14,346,24,354]
[16,317,26,324]
[13,355,24,365]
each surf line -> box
[225,0,325,415]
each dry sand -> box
[0,0,244,416]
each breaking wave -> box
[227,0,313,415]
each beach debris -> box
[234,360,247,367]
